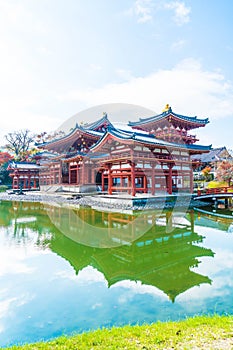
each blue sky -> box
[0,0,233,149]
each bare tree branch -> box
[5,130,35,160]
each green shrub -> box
[207,181,227,188]
[0,185,9,192]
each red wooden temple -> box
[7,162,40,190]
[37,105,211,195]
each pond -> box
[0,200,233,347]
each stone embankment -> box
[0,190,209,212]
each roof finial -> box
[162,104,171,113]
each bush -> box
[207,181,227,188]
[0,185,9,192]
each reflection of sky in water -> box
[0,205,233,347]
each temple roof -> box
[84,113,114,131]
[128,106,209,130]
[8,161,40,170]
[90,126,212,153]
[36,124,102,153]
[37,124,102,147]
[191,146,232,163]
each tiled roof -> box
[85,113,114,130]
[8,162,40,170]
[90,127,211,152]
[192,147,232,162]
[36,124,102,147]
[128,108,209,127]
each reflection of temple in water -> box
[0,201,215,301]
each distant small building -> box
[7,162,40,190]
[192,146,233,174]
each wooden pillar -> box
[76,165,80,185]
[81,160,85,185]
[108,164,112,195]
[131,162,136,196]
[143,175,147,193]
[168,164,173,194]
[59,161,62,184]
[151,166,155,196]
[91,166,95,184]
[102,171,105,192]
[190,169,193,193]
[28,175,31,189]
[68,164,71,184]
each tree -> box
[216,161,233,186]
[0,162,11,185]
[5,130,35,161]
[201,166,212,182]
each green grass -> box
[6,315,233,350]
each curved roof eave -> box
[128,110,209,127]
[90,127,212,153]
[36,125,103,148]
[85,114,114,130]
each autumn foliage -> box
[216,161,233,186]
[201,166,212,181]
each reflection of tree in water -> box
[0,201,52,247]
[0,201,215,301]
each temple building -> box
[37,105,211,195]
[7,162,40,190]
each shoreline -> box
[0,190,209,213]
[5,315,233,349]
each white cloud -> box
[111,280,167,300]
[59,58,233,123]
[171,39,186,51]
[165,1,191,26]
[36,46,52,56]
[77,266,107,285]
[116,68,133,81]
[126,0,153,23]
[89,63,102,72]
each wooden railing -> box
[197,187,233,196]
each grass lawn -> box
[6,315,233,350]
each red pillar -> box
[91,166,95,184]
[81,160,85,185]
[108,164,112,195]
[131,162,136,196]
[168,164,172,194]
[28,175,31,189]
[190,170,193,193]
[102,171,105,191]
[68,164,71,184]
[59,162,62,184]
[151,166,155,195]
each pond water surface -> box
[0,200,233,347]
